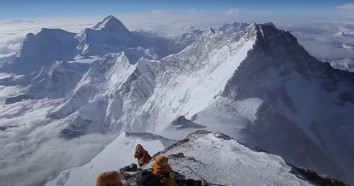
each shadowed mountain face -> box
[222,24,354,183]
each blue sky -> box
[0,0,353,19]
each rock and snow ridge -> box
[48,130,347,186]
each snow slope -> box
[49,130,316,186]
[46,132,173,186]
[164,131,313,186]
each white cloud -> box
[337,3,354,11]
[226,8,239,15]
[118,9,242,38]
[279,21,354,71]
[4,19,35,24]
[0,98,117,186]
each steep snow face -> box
[27,61,90,99]
[138,27,256,133]
[192,97,264,144]
[51,26,257,138]
[221,24,354,184]
[50,53,142,138]
[45,132,173,186]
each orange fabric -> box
[155,156,168,164]
[96,171,123,186]
[152,163,172,175]
[152,157,175,186]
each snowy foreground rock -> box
[48,130,347,186]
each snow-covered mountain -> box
[0,16,353,186]
[0,15,197,102]
[77,15,196,63]
[46,21,354,184]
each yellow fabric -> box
[152,157,175,186]
[155,156,168,164]
[152,163,172,175]
[96,171,123,186]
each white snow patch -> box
[164,133,313,185]
[45,132,165,186]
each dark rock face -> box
[171,116,205,129]
[5,94,30,104]
[292,166,349,186]
[59,116,103,139]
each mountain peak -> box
[92,15,129,32]
[250,23,295,45]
